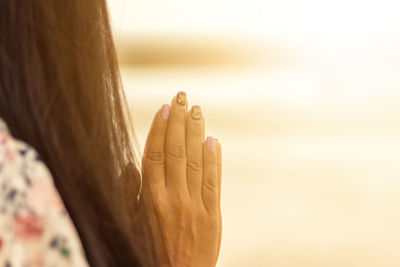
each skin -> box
[140,92,222,267]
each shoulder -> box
[0,119,88,266]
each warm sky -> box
[108,0,400,96]
[107,0,400,40]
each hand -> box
[140,92,222,267]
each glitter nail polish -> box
[176,91,187,105]
[191,106,201,120]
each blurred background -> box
[107,0,400,266]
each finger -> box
[165,91,188,189]
[215,139,222,260]
[142,104,169,188]
[186,105,205,197]
[216,140,222,208]
[202,136,218,215]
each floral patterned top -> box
[0,118,88,266]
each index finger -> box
[142,104,170,187]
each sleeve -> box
[0,129,89,266]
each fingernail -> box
[160,104,170,120]
[206,136,215,151]
[191,105,201,120]
[176,91,187,105]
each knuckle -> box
[187,158,202,172]
[202,177,217,192]
[166,143,186,160]
[144,151,165,163]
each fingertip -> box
[144,104,169,157]
[152,104,169,132]
[160,104,170,120]
[186,105,205,141]
[171,91,188,110]
[203,137,218,164]
[176,91,187,104]
[190,105,202,121]
[215,138,221,149]
[202,137,218,182]
[206,136,215,152]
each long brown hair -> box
[0,0,155,265]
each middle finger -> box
[165,91,188,190]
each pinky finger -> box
[216,139,222,209]
[202,136,218,215]
[215,139,222,261]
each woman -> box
[0,0,222,266]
